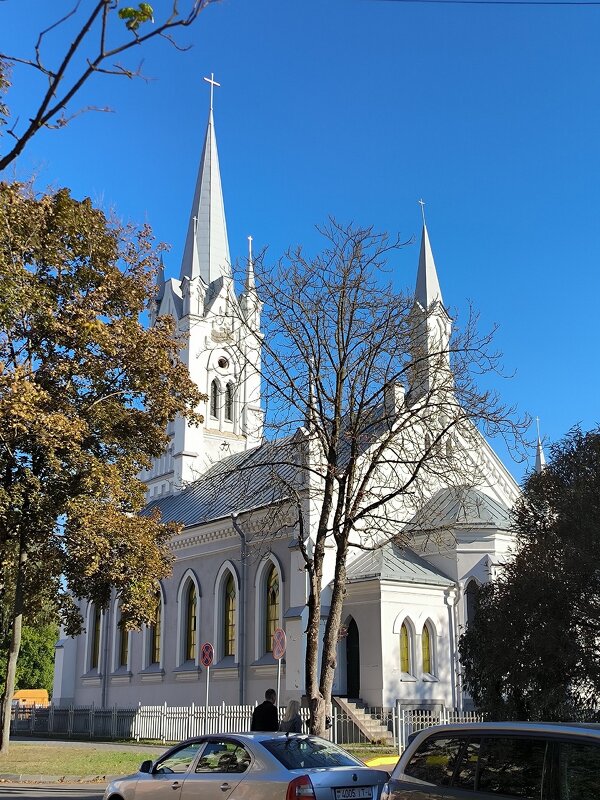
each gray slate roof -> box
[346,542,452,586]
[411,486,511,531]
[144,437,299,528]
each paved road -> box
[0,785,104,800]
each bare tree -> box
[0,1,217,172]
[227,220,528,734]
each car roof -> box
[407,721,600,739]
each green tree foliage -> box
[460,426,600,720]
[0,181,204,751]
[15,625,58,695]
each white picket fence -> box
[11,702,483,750]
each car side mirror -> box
[140,760,153,773]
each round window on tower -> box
[218,357,229,370]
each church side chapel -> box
[53,77,522,718]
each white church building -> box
[52,88,524,718]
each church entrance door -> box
[346,618,360,699]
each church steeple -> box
[142,75,264,500]
[179,74,231,286]
[409,206,453,403]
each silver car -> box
[103,732,389,800]
[382,721,600,799]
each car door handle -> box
[171,780,181,790]
[220,782,231,791]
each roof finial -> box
[248,235,253,266]
[418,198,426,226]
[203,72,220,112]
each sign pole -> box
[205,664,210,735]
[272,628,287,712]
[200,642,214,735]
[277,659,281,709]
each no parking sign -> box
[272,628,286,660]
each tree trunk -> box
[305,558,325,735]
[319,544,348,729]
[0,533,27,754]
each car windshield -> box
[262,737,362,770]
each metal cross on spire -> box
[418,198,426,225]
[203,72,220,111]
[248,235,253,265]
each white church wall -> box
[381,582,454,710]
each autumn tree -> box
[0,1,216,172]
[0,181,203,752]
[231,220,526,735]
[460,426,600,721]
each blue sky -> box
[2,0,599,480]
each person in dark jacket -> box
[250,688,278,731]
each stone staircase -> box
[333,697,395,744]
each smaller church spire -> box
[535,417,546,473]
[415,201,443,309]
[156,253,165,303]
[245,235,256,293]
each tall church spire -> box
[179,74,231,286]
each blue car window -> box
[558,740,600,800]
[263,737,361,770]
[476,736,547,798]
[154,742,202,774]
[404,736,466,786]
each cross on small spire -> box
[248,235,253,264]
[203,72,220,111]
[418,198,426,225]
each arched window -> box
[224,573,236,657]
[185,583,197,662]
[210,380,218,418]
[149,595,162,666]
[466,580,480,628]
[265,564,280,653]
[422,624,432,674]
[400,622,411,674]
[90,605,101,670]
[118,619,129,669]
[225,382,234,422]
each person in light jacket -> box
[279,699,303,733]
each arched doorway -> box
[345,618,360,699]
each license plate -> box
[334,788,373,799]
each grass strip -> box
[0,741,398,779]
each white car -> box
[104,732,389,800]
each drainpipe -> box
[454,582,464,712]
[231,514,247,705]
[445,583,464,712]
[100,602,111,709]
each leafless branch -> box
[0,1,216,172]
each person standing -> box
[279,699,303,733]
[250,688,278,731]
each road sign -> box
[200,641,214,667]
[272,627,286,660]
